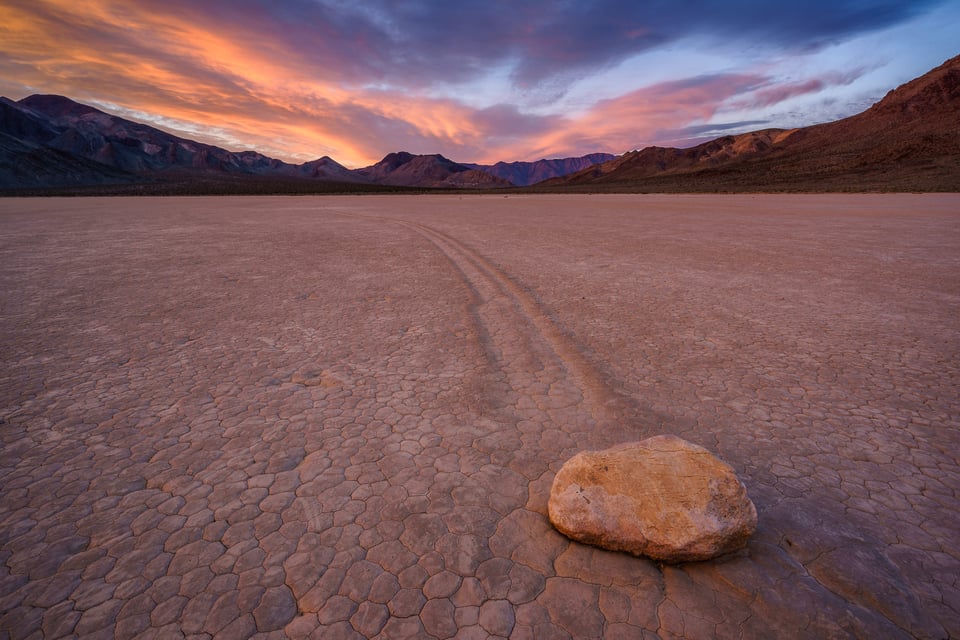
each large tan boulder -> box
[548,435,757,563]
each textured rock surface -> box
[549,435,758,562]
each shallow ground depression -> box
[1,193,958,639]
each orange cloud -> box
[0,1,400,165]
[0,2,613,165]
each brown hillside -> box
[540,55,960,192]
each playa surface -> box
[1,194,958,639]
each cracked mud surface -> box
[1,193,958,639]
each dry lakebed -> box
[1,193,958,639]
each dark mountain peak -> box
[299,155,349,170]
[357,151,508,187]
[19,94,102,119]
[373,151,463,171]
[0,97,61,143]
[377,151,417,169]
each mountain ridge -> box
[0,96,615,191]
[2,55,958,193]
[540,54,960,192]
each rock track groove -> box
[361,212,652,432]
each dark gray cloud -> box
[117,0,946,89]
[473,104,562,137]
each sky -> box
[1,1,958,168]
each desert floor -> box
[1,194,958,639]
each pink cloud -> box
[733,69,867,109]
[750,79,826,107]
[513,73,765,158]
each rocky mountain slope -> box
[0,128,138,189]
[541,55,960,192]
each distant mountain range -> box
[1,54,957,193]
[0,96,609,191]
[541,54,959,192]
[465,154,616,186]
